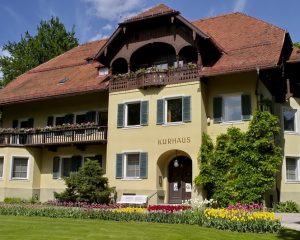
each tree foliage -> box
[294,42,300,48]
[0,17,78,86]
[195,111,282,207]
[54,160,114,204]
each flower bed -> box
[0,201,282,233]
[204,208,281,233]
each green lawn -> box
[0,215,299,240]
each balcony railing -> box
[0,126,107,146]
[109,66,200,92]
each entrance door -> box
[168,156,192,204]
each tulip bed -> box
[0,201,282,233]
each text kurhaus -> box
[158,137,191,145]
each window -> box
[157,96,191,125]
[116,152,148,179]
[53,156,83,179]
[283,108,297,132]
[99,67,109,76]
[12,157,29,179]
[0,157,3,178]
[213,94,251,123]
[12,118,34,128]
[84,155,103,168]
[286,157,300,182]
[117,101,148,128]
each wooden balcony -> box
[109,66,200,92]
[0,126,107,147]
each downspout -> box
[255,67,260,110]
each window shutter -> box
[27,118,34,128]
[241,94,251,120]
[116,154,123,179]
[12,120,19,128]
[53,157,60,179]
[86,111,96,123]
[117,104,125,128]
[213,97,223,123]
[140,152,148,179]
[65,114,74,124]
[98,112,108,126]
[71,155,83,172]
[95,155,103,167]
[183,96,191,122]
[47,116,54,126]
[156,99,164,125]
[140,101,149,126]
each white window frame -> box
[0,155,4,180]
[285,156,300,182]
[282,107,298,134]
[163,95,185,125]
[124,100,142,127]
[10,156,30,180]
[99,67,109,76]
[221,93,243,123]
[123,152,141,179]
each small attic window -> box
[99,67,109,76]
[58,77,69,84]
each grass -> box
[0,215,299,240]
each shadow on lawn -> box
[277,229,300,240]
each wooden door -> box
[168,156,192,204]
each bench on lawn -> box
[117,194,148,206]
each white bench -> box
[117,195,148,206]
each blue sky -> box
[0,0,299,62]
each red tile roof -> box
[124,4,177,23]
[192,13,286,76]
[0,6,294,105]
[0,39,108,105]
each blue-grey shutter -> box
[71,155,83,172]
[53,157,60,179]
[183,96,191,122]
[156,99,164,125]
[65,114,74,124]
[241,94,251,120]
[12,120,19,128]
[140,101,149,126]
[116,154,123,179]
[117,104,125,128]
[47,116,54,126]
[27,118,34,128]
[86,111,96,123]
[140,152,148,179]
[213,97,223,123]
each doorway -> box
[168,156,192,204]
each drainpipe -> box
[255,67,260,110]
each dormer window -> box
[99,67,109,76]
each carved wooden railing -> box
[0,126,107,146]
[109,66,200,92]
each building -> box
[0,4,299,205]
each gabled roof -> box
[0,5,295,105]
[193,12,286,76]
[123,4,178,23]
[0,39,108,105]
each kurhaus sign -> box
[158,137,191,145]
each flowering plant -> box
[147,205,191,213]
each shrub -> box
[54,160,114,204]
[272,201,300,213]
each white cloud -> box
[233,0,247,12]
[0,46,11,58]
[84,0,145,21]
[102,24,113,31]
[89,33,109,42]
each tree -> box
[54,160,114,204]
[195,111,282,207]
[0,17,78,86]
[294,42,300,48]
